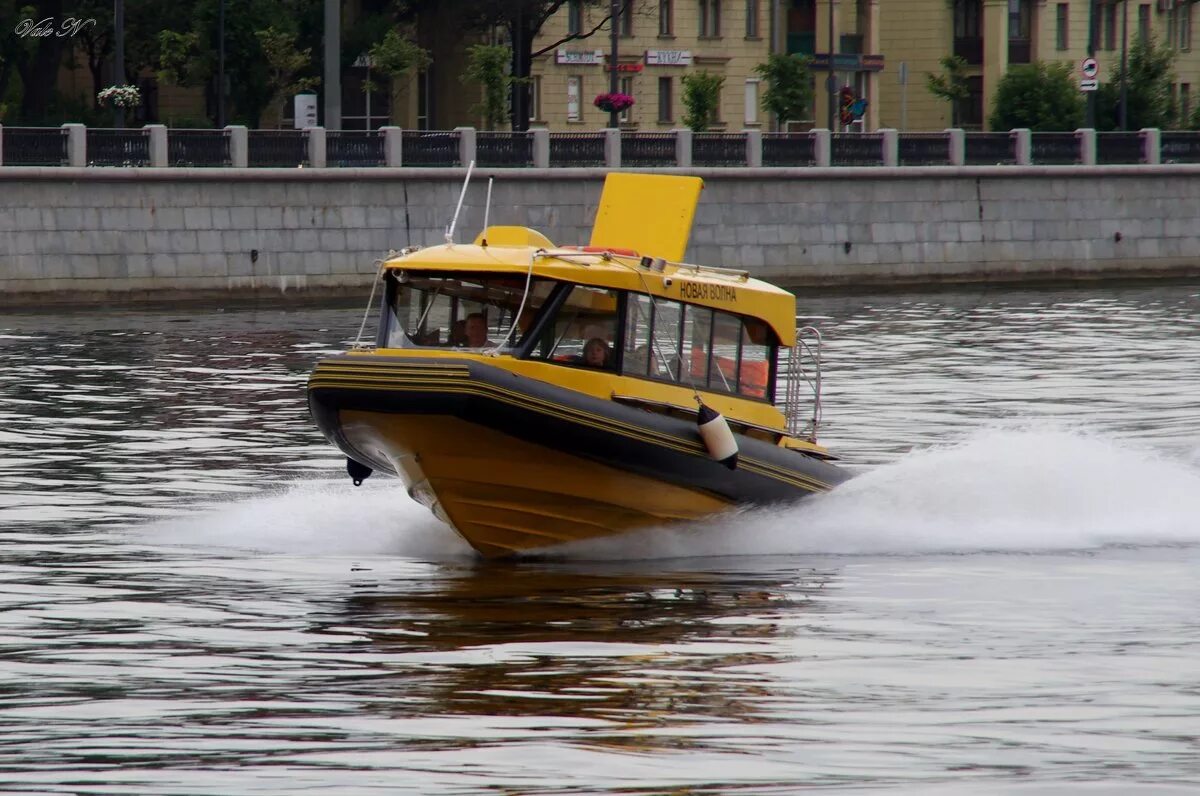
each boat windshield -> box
[383,273,556,350]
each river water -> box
[2,282,1199,794]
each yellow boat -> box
[307,172,849,558]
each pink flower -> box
[593,92,635,112]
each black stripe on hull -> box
[308,355,851,505]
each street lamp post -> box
[1119,0,1129,130]
[217,0,226,128]
[609,0,620,128]
[826,0,835,131]
[114,0,124,128]
[1086,0,1097,128]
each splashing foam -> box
[143,480,473,558]
[557,427,1200,560]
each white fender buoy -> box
[697,401,739,470]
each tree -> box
[681,70,724,132]
[258,27,320,127]
[368,28,430,124]
[462,43,513,130]
[753,53,813,129]
[925,54,971,127]
[988,61,1085,131]
[1096,36,1176,131]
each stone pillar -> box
[1013,128,1032,165]
[812,128,831,166]
[63,123,86,167]
[880,128,898,167]
[814,0,842,131]
[604,128,621,168]
[947,128,966,166]
[674,128,693,167]
[745,129,762,167]
[531,128,550,168]
[381,126,402,167]
[226,125,248,167]
[982,0,1009,131]
[1140,128,1160,164]
[1076,128,1096,165]
[455,126,477,166]
[145,124,167,167]
[307,126,326,167]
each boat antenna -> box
[352,258,387,350]
[445,159,475,245]
[481,176,494,246]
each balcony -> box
[954,36,983,65]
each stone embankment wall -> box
[1,165,1198,305]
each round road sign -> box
[1082,57,1099,78]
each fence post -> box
[604,128,621,168]
[63,123,86,167]
[1140,127,1161,165]
[532,128,550,168]
[674,128,692,167]
[745,129,762,167]
[880,128,898,167]
[307,127,326,167]
[947,128,965,166]
[812,128,831,167]
[1076,128,1096,165]
[145,124,167,167]
[226,125,248,167]
[1013,128,1032,165]
[455,126,476,166]
[381,126,402,167]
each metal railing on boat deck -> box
[780,326,823,441]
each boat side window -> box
[738,318,771,400]
[526,284,620,370]
[707,311,742,393]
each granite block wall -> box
[1,165,1198,304]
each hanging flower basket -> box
[593,92,635,113]
[97,85,142,109]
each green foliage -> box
[257,26,320,124]
[753,53,813,126]
[156,30,207,87]
[988,61,1085,131]
[1096,36,1176,130]
[681,70,724,132]
[462,44,512,131]
[925,55,971,126]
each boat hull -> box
[308,354,850,557]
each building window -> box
[1008,0,1031,63]
[659,0,673,35]
[1055,3,1069,50]
[658,76,673,122]
[746,0,760,38]
[620,76,635,122]
[567,0,583,35]
[1183,83,1192,120]
[531,75,542,122]
[1102,2,1117,50]
[620,2,633,36]
[1138,3,1150,44]
[1183,4,1193,51]
[744,79,759,125]
[954,0,983,63]
[700,0,721,37]
[567,75,582,122]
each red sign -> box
[605,63,644,72]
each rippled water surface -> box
[3,283,1200,794]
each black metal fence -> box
[1160,131,1200,163]
[693,133,745,166]
[476,132,533,167]
[899,132,951,165]
[168,129,231,167]
[4,127,68,166]
[248,130,307,167]
[762,132,815,166]
[327,130,385,167]
[1030,132,1079,165]
[1095,132,1143,164]
[401,130,460,167]
[87,128,149,166]
[548,132,605,166]
[622,133,675,167]
[831,132,883,166]
[964,132,1016,165]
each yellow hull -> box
[340,410,731,558]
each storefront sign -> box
[605,63,644,72]
[566,76,581,121]
[644,50,692,66]
[557,49,604,65]
[810,53,886,72]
